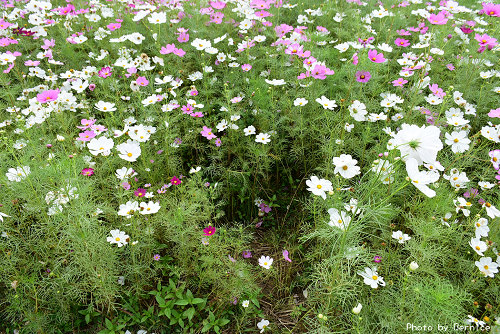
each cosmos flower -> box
[203,226,216,236]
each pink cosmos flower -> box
[429,84,446,98]
[475,33,498,49]
[209,1,226,9]
[242,64,252,72]
[36,89,59,103]
[368,49,386,63]
[230,96,242,104]
[275,23,293,37]
[446,64,455,71]
[24,60,40,66]
[81,168,94,176]
[98,66,112,78]
[352,53,359,65]
[488,108,500,118]
[77,130,96,141]
[428,12,448,25]
[191,111,204,117]
[201,126,217,140]
[359,36,375,47]
[177,32,189,43]
[242,250,252,258]
[215,138,222,147]
[355,71,371,83]
[283,249,292,262]
[125,67,137,78]
[0,20,13,30]
[255,10,271,18]
[153,254,161,261]
[181,104,194,115]
[136,76,149,86]
[121,182,131,190]
[395,38,410,47]
[203,226,216,236]
[89,83,96,91]
[479,2,500,17]
[397,29,411,36]
[392,78,408,87]
[160,43,176,54]
[107,22,121,31]
[173,48,186,57]
[77,119,96,130]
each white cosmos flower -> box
[474,218,490,238]
[358,267,385,289]
[470,237,488,256]
[255,133,271,144]
[405,158,439,198]
[316,95,337,110]
[294,98,308,106]
[139,201,161,215]
[482,201,500,219]
[116,139,141,162]
[306,176,333,200]
[332,154,361,179]
[94,101,116,112]
[392,230,411,244]
[243,125,256,136]
[6,166,31,182]
[87,136,114,156]
[115,167,137,180]
[117,201,139,218]
[258,256,273,269]
[475,257,498,278]
[391,124,443,164]
[327,208,351,231]
[257,319,270,333]
[107,230,129,247]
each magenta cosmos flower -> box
[368,49,386,63]
[134,188,146,197]
[153,254,161,261]
[98,66,112,78]
[203,226,216,236]
[81,168,94,176]
[170,176,181,185]
[36,89,59,103]
[355,71,371,83]
[200,126,217,140]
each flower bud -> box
[352,303,362,314]
[409,261,419,271]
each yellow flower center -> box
[127,153,133,157]
[316,185,322,189]
[372,275,378,280]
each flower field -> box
[1,0,500,332]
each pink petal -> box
[283,249,292,262]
